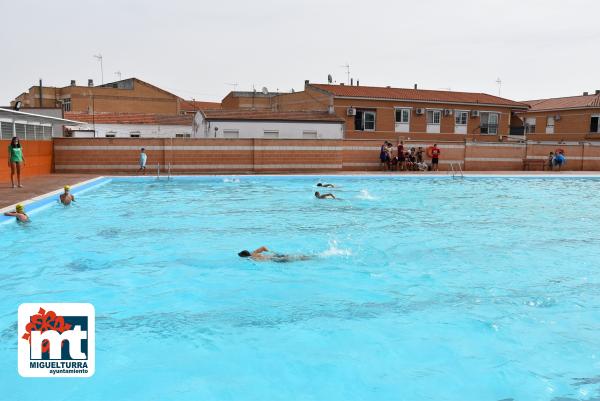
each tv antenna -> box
[93,54,104,84]
[115,71,122,80]
[340,63,350,85]
[225,82,239,91]
[496,77,502,96]
[327,74,333,84]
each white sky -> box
[2,0,599,104]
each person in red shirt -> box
[431,144,441,171]
[397,140,405,171]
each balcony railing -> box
[480,124,499,135]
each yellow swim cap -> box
[64,185,71,191]
[15,204,24,213]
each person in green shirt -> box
[8,137,25,188]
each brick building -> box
[11,78,218,116]
[274,81,528,141]
[515,91,600,141]
[221,91,281,110]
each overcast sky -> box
[2,0,599,104]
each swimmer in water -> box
[60,185,75,205]
[317,183,334,188]
[4,203,29,222]
[315,191,335,199]
[238,246,313,263]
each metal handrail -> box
[157,163,160,179]
[168,163,171,180]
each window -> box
[130,134,140,138]
[547,116,555,127]
[105,134,116,138]
[395,108,410,124]
[302,130,318,139]
[15,123,26,139]
[354,110,376,131]
[263,130,279,138]
[223,129,239,138]
[62,98,71,112]
[591,116,599,133]
[26,124,35,139]
[1,122,13,139]
[455,111,468,125]
[480,112,499,135]
[426,110,441,124]
[176,133,192,138]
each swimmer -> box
[60,185,75,205]
[315,191,335,199]
[317,183,335,188]
[4,203,29,222]
[238,246,313,263]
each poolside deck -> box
[0,174,99,209]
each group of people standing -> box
[380,141,441,172]
[547,149,567,171]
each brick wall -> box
[1,140,53,182]
[53,137,600,174]
[517,108,600,139]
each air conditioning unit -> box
[444,109,452,116]
[415,108,424,115]
[555,114,561,121]
[347,107,356,116]
[471,110,480,118]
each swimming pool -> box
[2,175,600,401]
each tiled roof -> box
[64,112,193,125]
[522,94,600,111]
[200,109,345,123]
[179,99,221,111]
[310,83,527,108]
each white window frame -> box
[480,112,499,135]
[362,111,376,131]
[395,108,410,124]
[302,130,318,139]
[426,109,441,125]
[263,130,279,138]
[591,115,600,133]
[223,129,239,138]
[454,110,468,126]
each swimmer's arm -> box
[4,211,17,216]
[253,246,269,254]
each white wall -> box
[70,123,193,138]
[193,114,343,139]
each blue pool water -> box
[2,175,600,401]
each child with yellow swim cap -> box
[4,203,29,222]
[60,185,75,206]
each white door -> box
[454,110,468,134]
[426,110,441,133]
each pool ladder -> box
[156,163,172,180]
[449,162,464,178]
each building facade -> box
[515,91,600,141]
[274,81,529,141]
[193,110,344,139]
[64,112,193,138]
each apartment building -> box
[275,81,529,141]
[515,91,600,141]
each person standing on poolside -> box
[8,137,25,188]
[430,144,441,171]
[4,203,29,222]
[60,185,75,205]
[138,148,147,175]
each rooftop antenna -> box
[115,71,122,80]
[327,74,333,84]
[340,63,350,85]
[496,77,502,96]
[225,82,239,91]
[93,54,104,85]
[261,87,269,95]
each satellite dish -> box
[261,87,269,95]
[327,74,333,84]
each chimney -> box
[88,79,94,87]
[583,91,589,96]
[386,85,391,88]
[414,83,418,90]
[357,79,359,86]
[340,83,345,86]
[596,90,600,95]
[350,78,354,86]
[304,79,309,88]
[39,79,43,107]
[70,80,76,86]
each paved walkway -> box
[0,174,99,209]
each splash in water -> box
[223,177,240,183]
[356,189,377,200]
[320,240,352,257]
